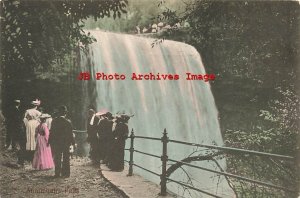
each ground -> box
[0,121,126,198]
[0,154,126,198]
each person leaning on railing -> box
[109,114,130,171]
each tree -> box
[157,1,300,196]
[1,0,127,78]
[0,0,127,115]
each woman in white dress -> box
[24,100,41,160]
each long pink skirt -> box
[32,135,54,170]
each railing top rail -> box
[168,139,294,161]
[134,135,161,141]
[74,129,294,160]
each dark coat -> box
[98,118,113,139]
[109,121,129,170]
[6,106,22,129]
[97,118,114,160]
[113,122,129,140]
[49,116,75,150]
[6,106,25,141]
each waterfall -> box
[81,30,234,197]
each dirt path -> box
[0,149,126,198]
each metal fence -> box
[125,128,297,197]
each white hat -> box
[40,114,51,119]
[14,100,20,103]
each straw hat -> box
[115,112,134,122]
[40,114,51,119]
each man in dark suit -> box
[5,99,23,150]
[49,105,75,178]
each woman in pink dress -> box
[32,114,54,170]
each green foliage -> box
[159,1,300,151]
[34,53,75,82]
[259,86,299,154]
[1,0,127,79]
[185,2,299,81]
[83,0,187,33]
[0,0,127,120]
[225,85,299,156]
[157,1,300,196]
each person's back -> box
[24,103,41,152]
[9,105,22,126]
[114,122,129,140]
[49,116,74,150]
[6,102,23,149]
[98,118,113,138]
[49,105,74,178]
[110,117,129,171]
[98,115,114,162]
[25,108,41,121]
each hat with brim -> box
[14,100,20,103]
[116,113,134,122]
[121,115,131,122]
[40,114,51,119]
[104,112,113,118]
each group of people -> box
[87,109,131,171]
[5,99,75,178]
[5,98,131,176]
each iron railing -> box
[125,128,297,197]
[73,129,297,197]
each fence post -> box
[128,129,135,176]
[160,128,168,196]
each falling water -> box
[80,30,234,197]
